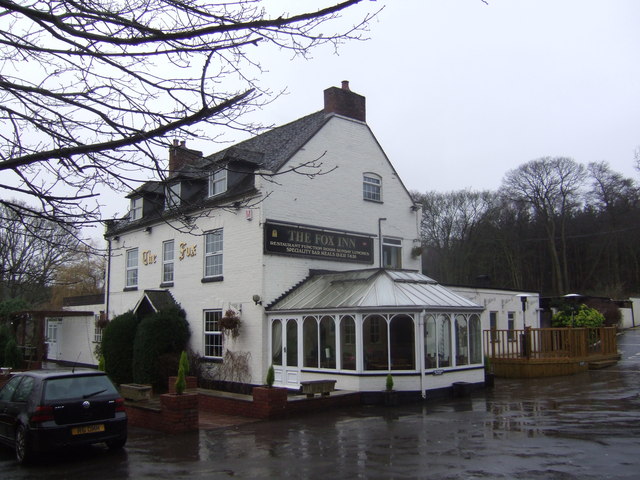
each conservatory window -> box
[340,315,356,370]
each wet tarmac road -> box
[4,328,640,479]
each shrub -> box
[4,338,22,369]
[385,373,394,392]
[266,365,275,387]
[132,307,190,390]
[101,311,140,385]
[0,324,13,366]
[175,351,188,395]
[552,304,606,328]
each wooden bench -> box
[300,380,336,398]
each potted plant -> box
[266,364,275,388]
[220,309,241,339]
[174,351,188,395]
[383,373,398,406]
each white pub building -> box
[105,82,485,396]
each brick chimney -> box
[168,139,203,175]
[323,80,366,122]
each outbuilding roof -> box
[267,269,483,313]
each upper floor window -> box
[162,240,175,284]
[204,229,223,278]
[208,169,227,197]
[382,237,402,269]
[130,197,143,221]
[125,248,138,288]
[363,173,382,202]
[165,183,181,209]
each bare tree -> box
[414,189,494,283]
[0,0,379,234]
[502,157,586,294]
[0,200,79,303]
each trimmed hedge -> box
[132,307,190,390]
[101,311,140,385]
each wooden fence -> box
[483,327,619,378]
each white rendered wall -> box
[106,114,421,386]
[448,287,541,331]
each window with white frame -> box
[129,197,143,221]
[382,237,402,269]
[363,173,382,202]
[165,183,181,209]
[507,312,515,341]
[208,169,227,197]
[204,310,223,358]
[204,229,223,278]
[162,240,174,284]
[94,324,103,343]
[125,248,138,288]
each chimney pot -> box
[341,80,350,91]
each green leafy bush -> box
[132,307,190,390]
[101,311,140,385]
[552,304,606,328]
[175,351,188,395]
[266,365,275,387]
[0,324,13,366]
[385,373,394,392]
[4,337,23,369]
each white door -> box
[271,318,300,388]
[46,318,62,360]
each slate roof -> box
[134,289,179,314]
[267,269,484,313]
[191,110,330,172]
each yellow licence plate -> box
[71,424,105,435]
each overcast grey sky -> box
[102,0,640,219]
[233,0,640,194]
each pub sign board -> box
[264,221,374,264]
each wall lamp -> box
[144,226,152,233]
[252,295,262,306]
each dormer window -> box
[165,182,181,209]
[130,197,143,221]
[363,173,382,202]
[208,169,227,197]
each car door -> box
[5,376,36,440]
[0,376,23,440]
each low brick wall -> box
[126,387,362,432]
[125,392,198,433]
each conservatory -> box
[266,269,485,393]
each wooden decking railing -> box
[484,327,618,362]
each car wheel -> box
[106,435,127,450]
[15,424,31,465]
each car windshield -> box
[44,375,118,402]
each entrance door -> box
[46,318,62,361]
[271,318,300,388]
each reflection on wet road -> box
[4,329,640,479]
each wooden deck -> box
[484,327,620,378]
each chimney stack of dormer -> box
[168,139,203,175]
[323,80,366,122]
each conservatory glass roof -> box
[268,269,483,312]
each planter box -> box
[160,392,199,433]
[120,383,152,402]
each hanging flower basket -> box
[411,246,424,258]
[220,309,241,338]
[96,313,110,329]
